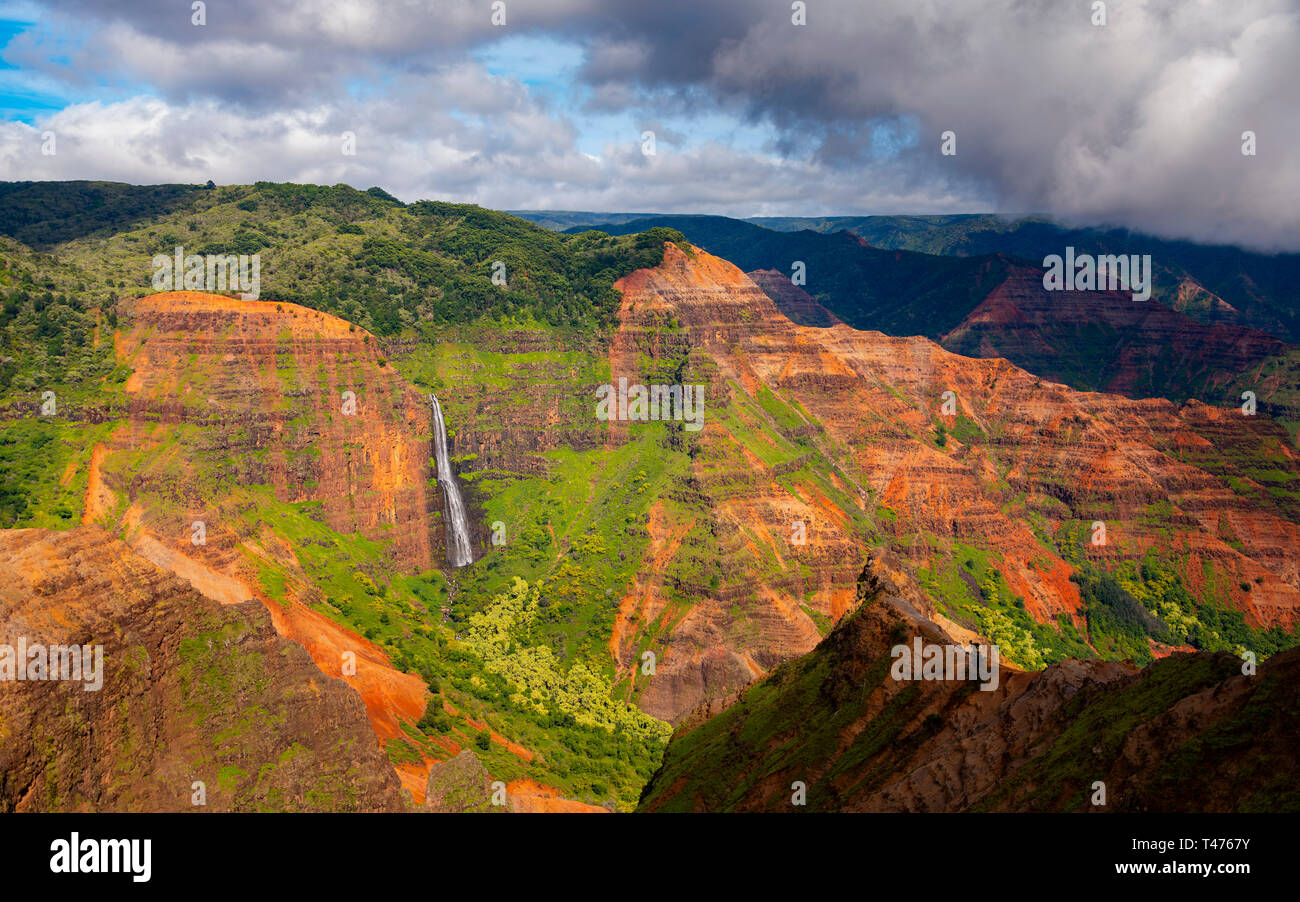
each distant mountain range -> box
[513,210,1300,344]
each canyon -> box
[1,184,1296,812]
[592,244,1300,726]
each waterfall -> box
[429,394,474,568]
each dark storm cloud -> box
[568,0,1300,249]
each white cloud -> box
[3,0,1297,247]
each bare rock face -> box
[639,555,1300,813]
[606,243,1300,724]
[0,527,406,812]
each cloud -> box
[0,84,988,218]
[577,0,1300,249]
[2,0,1297,249]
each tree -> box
[475,729,492,751]
[417,699,442,733]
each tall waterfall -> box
[429,394,474,567]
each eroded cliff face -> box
[608,244,1300,722]
[639,554,1300,813]
[608,246,864,721]
[0,527,406,812]
[112,291,438,572]
[73,291,447,799]
[66,291,602,808]
[795,326,1300,625]
[389,326,611,482]
[940,263,1287,400]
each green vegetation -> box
[1,182,688,414]
[917,540,1089,670]
[0,235,128,406]
[132,432,675,809]
[1105,556,1298,658]
[0,419,110,527]
[464,577,671,743]
[915,534,1298,671]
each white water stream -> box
[429,394,474,567]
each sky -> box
[0,0,1296,250]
